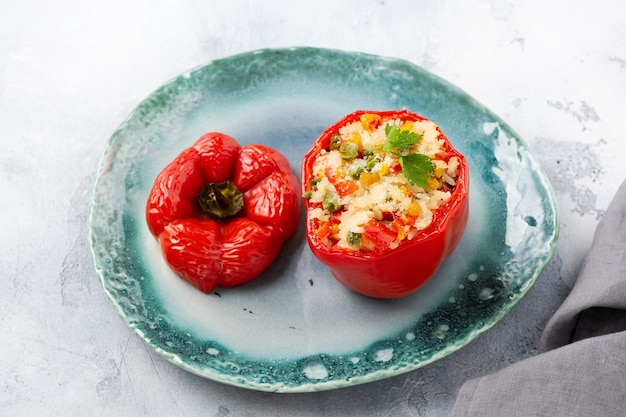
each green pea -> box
[322,192,341,212]
[348,164,364,180]
[329,135,342,150]
[347,231,362,248]
[365,154,381,171]
[309,177,321,189]
[340,142,358,160]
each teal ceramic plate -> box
[89,47,558,392]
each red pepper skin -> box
[301,110,469,299]
[146,132,300,293]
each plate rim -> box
[89,46,560,393]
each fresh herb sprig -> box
[380,124,434,189]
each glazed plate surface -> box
[89,47,558,392]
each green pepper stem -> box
[197,180,244,219]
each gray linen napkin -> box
[451,179,626,417]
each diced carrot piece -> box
[360,113,382,131]
[401,120,414,131]
[407,202,421,217]
[359,171,380,186]
[335,179,359,197]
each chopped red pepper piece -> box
[363,220,397,249]
[388,161,402,175]
[324,166,359,197]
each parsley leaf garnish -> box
[398,154,433,189]
[383,124,433,189]
[383,124,420,153]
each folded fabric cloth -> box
[451,179,626,417]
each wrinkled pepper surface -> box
[146,132,300,293]
[301,110,469,298]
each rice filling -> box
[303,114,459,251]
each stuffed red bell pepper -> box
[301,110,469,298]
[146,132,300,293]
